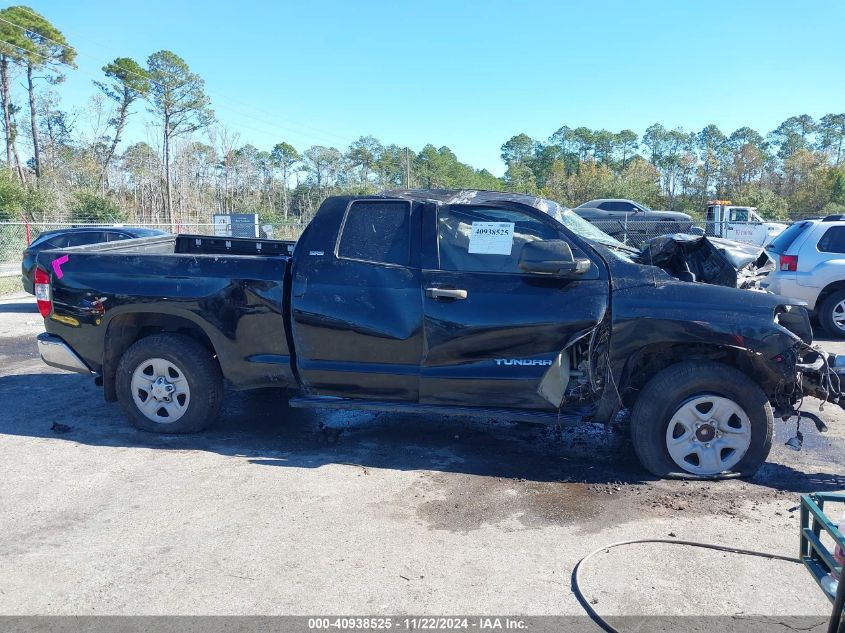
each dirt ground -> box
[0,292,843,622]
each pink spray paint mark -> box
[52,254,69,279]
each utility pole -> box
[404,147,410,188]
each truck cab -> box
[705,200,787,246]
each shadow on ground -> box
[2,371,844,495]
[0,299,36,314]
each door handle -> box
[426,287,468,300]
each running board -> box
[288,396,583,426]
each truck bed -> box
[59,233,296,257]
[36,233,297,393]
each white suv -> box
[762,215,845,336]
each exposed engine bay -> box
[637,233,774,288]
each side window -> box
[817,227,845,254]
[65,232,106,247]
[599,201,633,212]
[337,200,410,266]
[437,206,565,274]
[729,208,749,222]
[106,232,131,242]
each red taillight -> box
[33,266,52,318]
[780,254,798,272]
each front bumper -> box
[37,333,93,374]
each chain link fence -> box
[588,219,788,249]
[0,217,786,283]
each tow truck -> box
[705,200,787,246]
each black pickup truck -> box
[33,189,842,478]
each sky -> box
[15,0,845,176]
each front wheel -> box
[116,333,224,433]
[630,361,773,479]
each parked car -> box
[31,190,841,479]
[21,226,169,293]
[761,215,845,337]
[573,199,693,242]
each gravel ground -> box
[0,292,843,622]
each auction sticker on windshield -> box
[468,222,514,255]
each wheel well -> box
[814,281,845,313]
[102,313,217,401]
[620,343,753,407]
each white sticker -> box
[468,222,515,255]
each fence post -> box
[25,221,30,245]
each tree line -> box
[0,5,843,226]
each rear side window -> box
[337,200,410,266]
[818,226,845,254]
[65,232,106,247]
[767,221,810,253]
[31,233,66,248]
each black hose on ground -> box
[571,538,802,633]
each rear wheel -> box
[630,361,773,479]
[116,333,223,433]
[819,290,845,338]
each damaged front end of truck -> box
[533,245,845,460]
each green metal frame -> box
[800,493,845,604]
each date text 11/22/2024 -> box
[307,617,528,630]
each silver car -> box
[761,216,845,336]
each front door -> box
[725,207,764,245]
[420,203,609,410]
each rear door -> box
[290,199,424,400]
[419,203,609,409]
[801,224,845,287]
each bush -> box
[0,170,27,220]
[733,186,789,221]
[821,202,845,217]
[70,192,125,223]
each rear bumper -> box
[761,275,819,310]
[37,333,93,374]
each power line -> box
[0,34,352,150]
[0,10,355,146]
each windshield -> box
[556,209,626,247]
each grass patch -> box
[0,276,22,296]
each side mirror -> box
[518,240,592,276]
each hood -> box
[636,233,772,287]
[601,249,811,344]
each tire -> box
[630,361,773,479]
[819,290,845,338]
[115,333,223,433]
